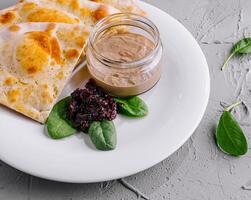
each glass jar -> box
[86,13,163,97]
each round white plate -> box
[0,1,210,183]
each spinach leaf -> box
[46,97,77,139]
[88,120,117,151]
[222,38,251,70]
[114,96,148,117]
[216,110,248,156]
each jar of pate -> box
[86,13,163,97]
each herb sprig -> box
[216,101,248,156]
[221,38,251,70]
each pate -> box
[86,13,163,97]
[94,32,155,62]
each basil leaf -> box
[222,38,251,70]
[114,96,148,117]
[88,120,117,151]
[46,97,77,139]
[232,38,251,54]
[216,111,248,156]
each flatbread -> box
[89,0,146,15]
[0,0,120,66]
[0,22,90,123]
[0,6,22,28]
[0,0,120,28]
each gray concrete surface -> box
[1,0,251,199]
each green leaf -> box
[231,38,251,54]
[216,111,248,156]
[114,96,148,117]
[222,38,251,70]
[88,120,117,151]
[46,97,77,139]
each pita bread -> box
[0,22,90,123]
[0,0,120,28]
[89,0,146,15]
[0,0,121,65]
[24,0,120,25]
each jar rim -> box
[88,13,162,69]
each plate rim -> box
[0,0,210,183]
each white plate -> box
[0,1,210,183]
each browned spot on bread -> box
[73,26,81,32]
[4,77,16,86]
[0,12,16,24]
[52,0,79,10]
[16,31,51,75]
[93,5,109,21]
[27,66,38,74]
[50,37,62,64]
[80,7,92,17]
[27,31,51,54]
[53,85,59,96]
[29,32,62,64]
[42,84,49,89]
[16,31,63,75]
[74,17,80,23]
[9,24,20,32]
[7,89,20,103]
[90,0,146,16]
[75,35,87,48]
[46,23,56,33]
[56,71,64,80]
[21,2,37,13]
[26,8,79,24]
[65,49,79,59]
[70,0,80,10]
[56,0,68,5]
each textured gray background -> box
[1,0,251,199]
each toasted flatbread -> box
[23,0,120,25]
[89,0,146,15]
[0,0,120,65]
[0,22,90,123]
[0,0,120,28]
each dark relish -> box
[67,79,117,132]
